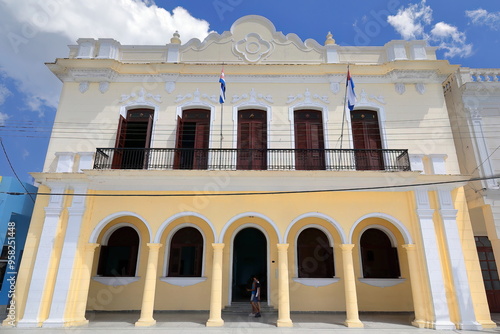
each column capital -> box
[277,243,289,251]
[212,243,225,251]
[146,243,163,250]
[340,244,355,251]
[402,244,416,252]
[85,243,100,252]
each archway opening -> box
[232,227,267,302]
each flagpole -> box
[340,64,349,151]
[218,65,225,168]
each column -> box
[402,244,426,328]
[135,243,162,327]
[45,185,88,327]
[414,188,454,330]
[437,188,482,330]
[68,243,100,326]
[18,184,65,328]
[206,243,224,327]
[276,244,293,327]
[340,244,363,328]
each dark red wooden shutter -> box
[112,115,128,169]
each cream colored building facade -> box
[4,15,495,330]
[444,68,500,313]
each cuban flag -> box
[219,70,226,104]
[346,70,356,112]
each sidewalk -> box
[2,311,499,333]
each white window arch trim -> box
[92,222,142,286]
[176,101,216,148]
[357,224,406,287]
[160,223,207,287]
[292,224,340,287]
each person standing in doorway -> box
[247,275,261,318]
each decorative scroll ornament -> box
[175,89,217,104]
[287,89,329,104]
[79,81,89,93]
[119,87,162,104]
[165,81,176,94]
[99,81,109,94]
[415,83,425,95]
[232,88,273,104]
[369,94,386,104]
[395,83,406,95]
[234,33,272,63]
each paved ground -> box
[1,311,500,333]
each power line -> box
[2,174,498,198]
[0,137,36,203]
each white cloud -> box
[387,0,432,39]
[466,8,500,30]
[387,1,472,59]
[0,84,12,105]
[430,22,472,58]
[0,112,9,126]
[0,1,212,113]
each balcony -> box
[93,148,411,172]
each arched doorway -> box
[232,227,267,302]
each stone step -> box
[222,302,277,314]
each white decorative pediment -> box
[232,88,273,104]
[175,88,217,104]
[287,89,329,104]
[120,87,162,104]
[234,32,273,63]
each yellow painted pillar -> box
[340,244,363,328]
[206,243,224,327]
[135,243,162,327]
[402,244,426,328]
[276,244,293,327]
[67,243,100,326]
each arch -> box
[348,212,412,245]
[164,224,205,277]
[295,225,335,278]
[358,227,401,279]
[285,212,347,244]
[228,223,270,305]
[89,211,153,244]
[155,211,216,243]
[219,211,281,243]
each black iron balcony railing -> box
[93,148,411,172]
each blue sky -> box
[1,0,500,184]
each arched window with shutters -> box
[297,228,334,278]
[294,109,325,170]
[113,108,154,169]
[167,227,204,277]
[360,228,400,278]
[97,226,140,277]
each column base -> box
[135,318,156,327]
[411,319,426,328]
[344,319,364,328]
[458,321,482,331]
[64,318,89,327]
[16,319,43,328]
[478,319,497,329]
[277,319,293,327]
[206,318,224,327]
[434,320,456,330]
[43,319,66,328]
